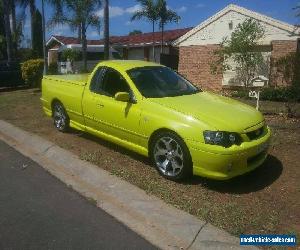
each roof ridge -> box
[173,4,299,46]
[52,27,193,41]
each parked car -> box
[41,60,271,181]
[0,61,23,88]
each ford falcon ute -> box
[41,60,271,181]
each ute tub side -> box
[41,74,89,126]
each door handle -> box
[96,103,104,108]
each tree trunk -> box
[3,0,13,62]
[10,0,17,53]
[160,24,164,54]
[41,0,47,74]
[77,23,82,43]
[103,0,109,60]
[29,0,36,49]
[152,20,155,62]
[82,23,87,72]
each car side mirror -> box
[114,92,130,102]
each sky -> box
[21,0,300,45]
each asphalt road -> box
[0,140,157,250]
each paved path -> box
[0,140,156,250]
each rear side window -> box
[101,68,130,97]
[90,67,106,93]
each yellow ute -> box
[41,60,271,181]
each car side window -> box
[90,67,106,93]
[101,68,130,97]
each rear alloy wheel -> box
[52,102,69,132]
[151,132,192,180]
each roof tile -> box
[51,27,192,46]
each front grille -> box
[246,126,264,140]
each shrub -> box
[21,59,44,88]
[48,62,58,75]
[260,87,300,102]
[230,90,249,99]
[17,48,40,62]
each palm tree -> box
[157,0,180,53]
[18,0,36,48]
[131,0,159,61]
[41,0,47,74]
[9,0,18,53]
[103,0,109,60]
[48,0,101,71]
[2,0,13,61]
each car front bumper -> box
[187,126,271,180]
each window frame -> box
[90,66,135,101]
[89,66,106,94]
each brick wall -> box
[269,40,298,87]
[178,40,299,91]
[178,45,223,91]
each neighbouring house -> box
[173,4,300,91]
[46,27,192,72]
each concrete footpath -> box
[0,120,256,250]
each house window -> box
[229,21,233,30]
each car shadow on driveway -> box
[183,155,283,194]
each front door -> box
[83,67,143,146]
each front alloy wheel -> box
[151,132,192,180]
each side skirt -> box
[69,120,149,157]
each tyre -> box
[52,102,69,132]
[150,131,192,180]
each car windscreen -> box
[127,66,200,98]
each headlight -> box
[203,131,241,147]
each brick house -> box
[46,28,191,68]
[173,4,300,91]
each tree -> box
[18,0,36,48]
[32,9,43,57]
[103,0,109,60]
[131,0,159,61]
[2,0,13,61]
[157,0,180,53]
[49,0,101,71]
[9,0,18,53]
[61,48,81,73]
[129,30,142,35]
[0,2,7,59]
[211,19,265,88]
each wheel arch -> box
[51,98,64,116]
[148,127,193,180]
[148,128,185,155]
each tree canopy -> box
[211,18,265,88]
[48,0,101,71]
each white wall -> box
[128,48,144,60]
[127,46,170,63]
[178,10,299,46]
[222,52,271,86]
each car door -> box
[83,66,144,146]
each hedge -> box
[21,59,44,88]
[231,86,300,102]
